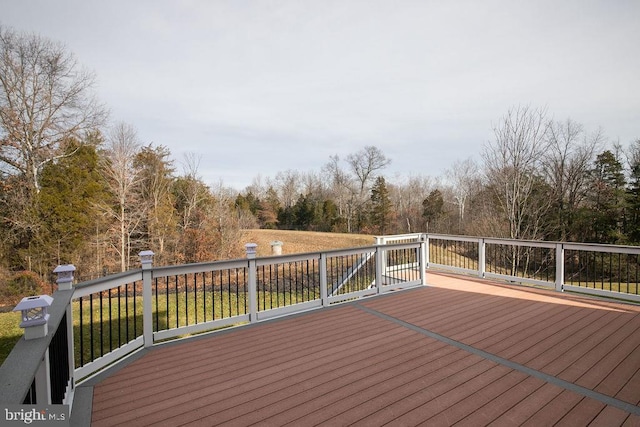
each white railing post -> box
[555,243,564,292]
[375,246,384,294]
[13,295,54,404]
[420,234,428,285]
[245,243,258,322]
[320,253,328,307]
[53,264,76,404]
[375,236,386,293]
[140,251,155,348]
[478,238,486,278]
[423,233,430,270]
[34,353,51,404]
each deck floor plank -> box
[414,370,529,426]
[453,376,548,427]
[594,343,640,402]
[553,398,607,426]
[87,272,640,426]
[162,333,456,426]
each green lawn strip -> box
[0,311,22,365]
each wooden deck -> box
[77,272,640,426]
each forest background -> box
[1,25,639,304]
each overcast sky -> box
[2,0,639,190]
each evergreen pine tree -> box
[369,176,393,234]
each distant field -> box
[240,229,375,257]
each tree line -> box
[235,117,640,248]
[1,26,639,286]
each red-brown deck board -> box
[85,272,640,426]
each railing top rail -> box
[152,258,249,278]
[426,234,480,243]
[0,289,73,404]
[380,241,423,250]
[255,252,321,267]
[323,242,422,258]
[563,242,640,254]
[483,238,557,249]
[252,242,421,265]
[322,245,377,257]
[72,269,143,299]
[377,233,422,241]
[73,269,142,290]
[427,233,640,253]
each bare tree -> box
[0,26,107,194]
[274,169,302,209]
[175,153,210,233]
[445,158,479,233]
[388,174,434,233]
[541,119,602,240]
[482,105,551,241]
[209,181,245,260]
[322,154,353,231]
[100,123,144,272]
[346,146,391,195]
[345,146,391,232]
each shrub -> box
[0,271,48,307]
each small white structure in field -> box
[271,241,283,255]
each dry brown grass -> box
[238,229,375,257]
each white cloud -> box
[1,0,638,189]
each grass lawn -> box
[0,311,23,364]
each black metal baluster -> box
[99,292,103,357]
[601,253,605,289]
[212,271,217,318]
[627,254,632,293]
[227,269,232,317]
[154,277,158,331]
[193,273,198,324]
[125,284,129,342]
[299,261,305,301]
[133,282,138,338]
[90,294,94,362]
[243,268,248,313]
[175,276,179,329]
[269,265,274,308]
[618,253,622,292]
[118,286,122,347]
[202,272,207,323]
[635,255,640,295]
[79,296,84,366]
[109,289,113,352]
[235,269,239,316]
[609,253,613,291]
[220,270,224,319]
[184,274,188,326]
[258,265,263,311]
[165,277,169,329]
[290,262,295,303]
[577,251,582,287]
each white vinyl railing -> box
[380,233,640,303]
[3,232,640,413]
[0,239,425,410]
